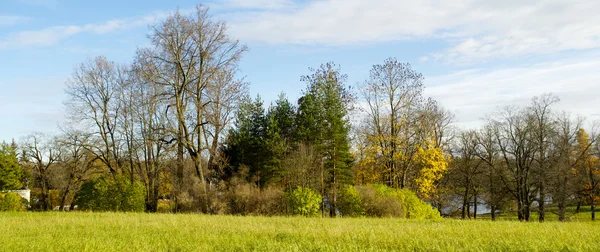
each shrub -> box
[286,186,321,217]
[357,185,403,217]
[225,184,285,216]
[75,175,145,212]
[0,192,26,211]
[338,185,365,217]
[356,184,440,219]
[157,199,175,213]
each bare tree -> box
[528,94,560,222]
[65,56,126,175]
[493,106,537,221]
[21,133,61,211]
[55,129,100,211]
[139,5,247,211]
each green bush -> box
[357,185,403,217]
[0,192,26,211]
[75,176,145,212]
[356,184,440,219]
[286,186,321,217]
[338,185,365,217]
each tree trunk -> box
[461,186,469,219]
[491,205,496,221]
[591,196,596,221]
[558,176,567,222]
[175,135,184,212]
[473,193,478,219]
[538,182,545,222]
[59,183,71,211]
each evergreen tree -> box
[223,95,268,185]
[263,93,297,185]
[297,62,354,217]
[0,141,25,190]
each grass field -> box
[1,212,600,251]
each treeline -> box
[0,5,598,221]
[439,95,600,221]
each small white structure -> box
[5,189,31,203]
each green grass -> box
[1,212,600,251]
[476,206,598,221]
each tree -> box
[297,62,354,217]
[223,95,268,185]
[139,5,247,210]
[494,106,537,221]
[21,133,61,211]
[575,128,599,220]
[528,94,559,222]
[360,57,425,189]
[414,144,448,200]
[475,124,507,221]
[450,130,483,219]
[54,129,101,211]
[65,56,126,175]
[0,142,25,190]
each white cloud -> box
[0,11,171,49]
[425,55,600,129]
[0,15,30,26]
[226,0,600,62]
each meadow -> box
[1,212,600,251]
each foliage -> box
[225,183,285,216]
[358,184,440,219]
[75,176,145,212]
[0,192,26,211]
[338,185,364,217]
[286,186,321,216]
[223,95,269,185]
[0,142,25,190]
[414,145,448,199]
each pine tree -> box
[297,62,354,217]
[0,141,25,190]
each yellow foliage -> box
[414,145,448,199]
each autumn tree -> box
[360,58,425,189]
[575,128,599,220]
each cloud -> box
[226,0,600,62]
[0,11,171,49]
[0,15,30,26]
[425,55,600,129]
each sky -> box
[1,0,599,142]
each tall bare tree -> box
[65,56,126,175]
[139,5,247,210]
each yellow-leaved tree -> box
[414,143,448,199]
[575,128,600,220]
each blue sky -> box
[1,0,600,142]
